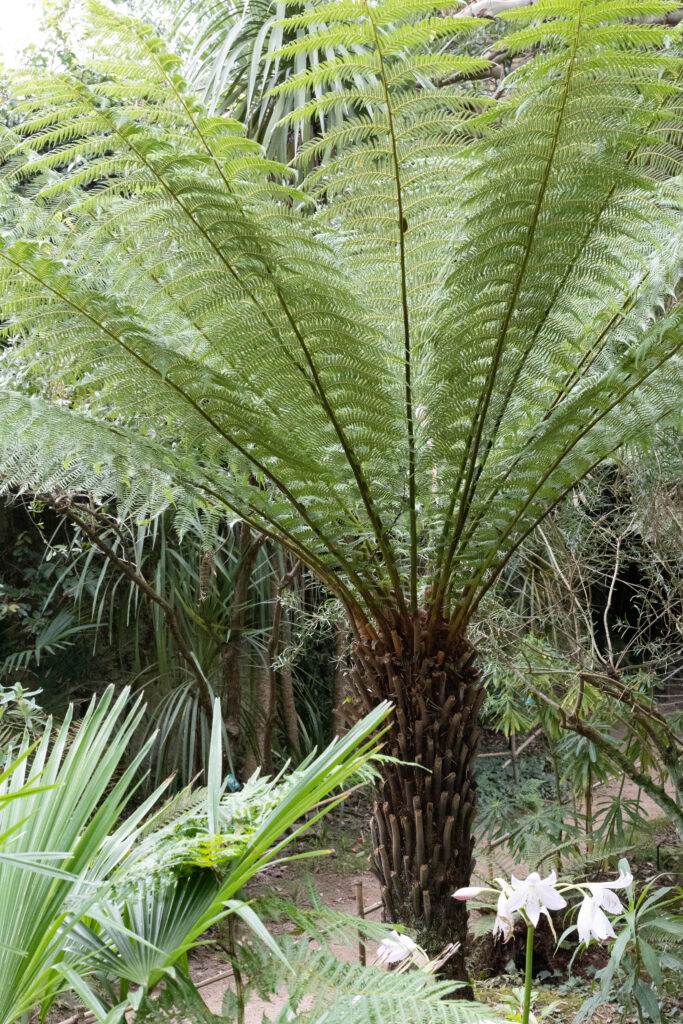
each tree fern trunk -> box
[349,621,484,991]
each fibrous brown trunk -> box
[348,618,484,991]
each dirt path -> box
[191,868,382,1019]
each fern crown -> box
[1,0,683,638]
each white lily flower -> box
[577,870,632,945]
[493,889,515,942]
[376,930,419,965]
[503,870,567,928]
[577,895,616,944]
[587,871,633,912]
[452,881,515,942]
[452,885,489,900]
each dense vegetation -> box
[0,1,681,1022]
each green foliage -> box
[573,863,683,1024]
[478,443,683,842]
[135,928,506,1024]
[0,681,48,752]
[174,0,346,161]
[0,510,96,687]
[241,944,503,1024]
[65,699,396,1019]
[477,759,578,863]
[198,882,504,1021]
[126,757,353,881]
[0,687,399,1021]
[0,686,163,1024]
[1,0,682,638]
[498,986,561,1024]
[63,508,278,783]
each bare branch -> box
[456,0,683,22]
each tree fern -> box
[1,0,682,969]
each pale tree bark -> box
[247,659,275,776]
[247,555,301,773]
[272,558,301,761]
[456,0,682,21]
[333,623,352,736]
[278,622,301,760]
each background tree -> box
[480,439,683,836]
[0,495,325,784]
[1,0,683,979]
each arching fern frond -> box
[133,935,505,1024]
[1,0,682,643]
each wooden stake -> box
[510,732,520,787]
[356,880,366,965]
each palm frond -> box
[0,686,162,1024]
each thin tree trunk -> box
[347,618,484,991]
[272,558,301,761]
[62,504,215,716]
[585,763,593,857]
[333,623,351,736]
[545,727,564,869]
[278,618,301,760]
[221,524,263,756]
[250,660,275,776]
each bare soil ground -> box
[193,865,383,1018]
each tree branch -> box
[455,0,683,22]
[57,499,215,717]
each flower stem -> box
[522,924,535,1024]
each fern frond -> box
[1,0,682,640]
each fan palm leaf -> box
[0,686,164,1024]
